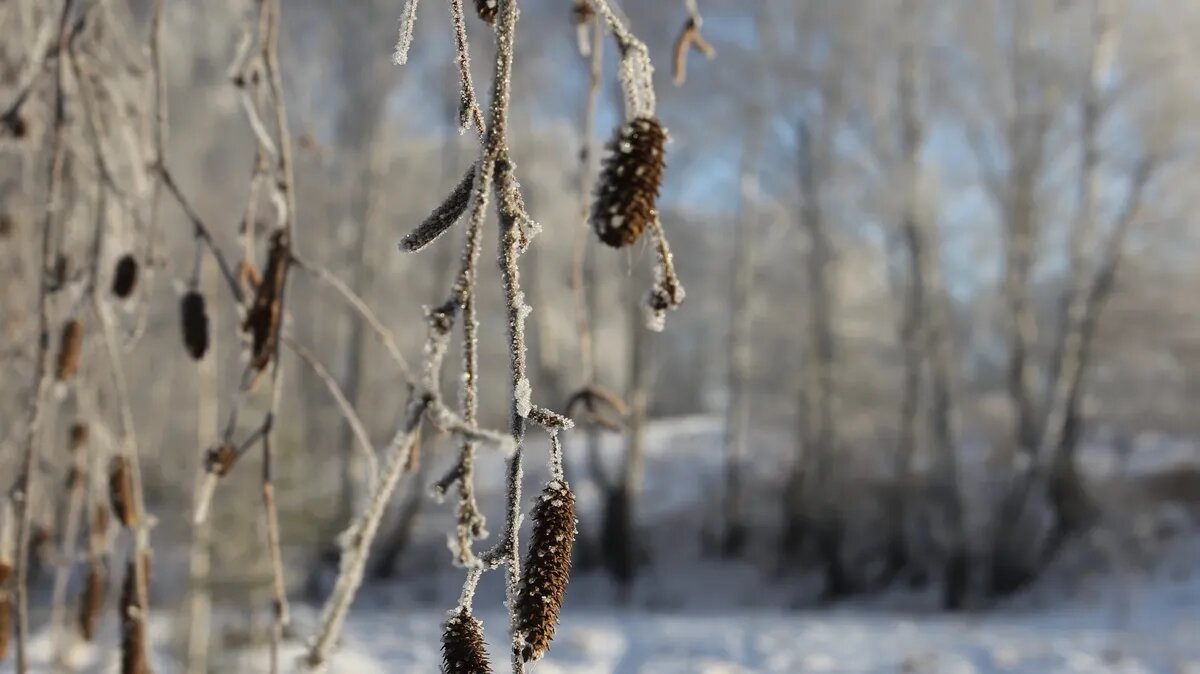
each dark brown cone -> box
[0,213,12,238]
[0,594,9,664]
[204,443,238,477]
[78,562,105,641]
[474,0,497,24]
[51,253,69,289]
[111,254,138,298]
[243,230,288,373]
[513,479,577,663]
[180,291,210,360]
[591,116,667,248]
[118,556,149,674]
[0,562,10,585]
[108,456,137,528]
[69,422,89,451]
[92,503,110,539]
[56,319,83,381]
[441,608,492,674]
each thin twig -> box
[290,253,413,381]
[14,3,74,670]
[282,335,380,492]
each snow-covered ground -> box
[7,416,1200,673]
[15,584,1200,674]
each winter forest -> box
[2,0,1200,672]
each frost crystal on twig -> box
[591,116,667,248]
[401,164,477,252]
[513,479,576,662]
[393,0,422,66]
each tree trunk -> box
[721,134,761,558]
[792,119,849,597]
[600,284,650,591]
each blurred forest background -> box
[4,0,1200,671]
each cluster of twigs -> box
[311,0,686,672]
[0,0,693,672]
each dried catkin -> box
[243,230,288,373]
[0,592,9,664]
[56,319,83,381]
[69,422,89,450]
[513,479,577,663]
[672,17,715,86]
[591,116,667,248]
[400,165,476,253]
[111,254,139,298]
[441,608,492,674]
[474,0,497,24]
[118,556,149,674]
[108,456,137,528]
[78,561,104,641]
[180,291,210,360]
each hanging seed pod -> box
[0,561,10,585]
[243,230,288,373]
[108,456,136,528]
[0,213,12,239]
[56,319,83,381]
[51,253,69,289]
[78,561,104,641]
[30,522,53,560]
[118,556,148,674]
[672,17,716,86]
[591,116,667,248]
[441,607,492,674]
[513,479,577,663]
[111,254,138,298]
[0,593,9,664]
[180,291,210,360]
[400,165,475,253]
[474,0,497,24]
[92,503,110,539]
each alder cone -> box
[474,0,497,24]
[243,230,288,373]
[108,456,137,528]
[69,422,89,451]
[78,562,105,641]
[0,594,9,664]
[180,291,209,360]
[111,254,138,298]
[591,116,667,248]
[56,319,83,381]
[441,608,492,674]
[118,557,149,674]
[513,479,577,663]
